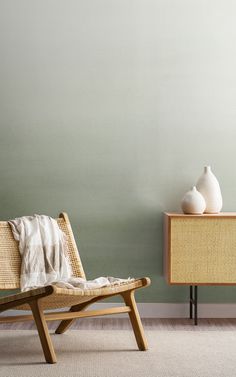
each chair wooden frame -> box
[0,213,151,364]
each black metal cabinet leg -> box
[194,286,198,326]
[189,285,198,325]
[189,286,193,319]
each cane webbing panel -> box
[0,213,85,290]
[0,278,150,311]
[170,217,236,284]
[0,222,20,289]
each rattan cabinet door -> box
[168,216,236,284]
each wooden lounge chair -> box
[0,212,151,363]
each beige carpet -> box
[0,329,236,377]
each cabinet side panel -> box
[170,218,236,284]
[163,214,171,283]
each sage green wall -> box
[0,0,236,302]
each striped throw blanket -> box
[9,215,133,292]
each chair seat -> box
[0,277,150,311]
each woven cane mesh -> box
[0,223,21,289]
[11,278,149,310]
[170,217,236,283]
[57,215,86,280]
[17,294,96,311]
[0,213,85,290]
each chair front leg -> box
[121,290,148,351]
[30,300,57,364]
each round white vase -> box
[196,166,223,213]
[181,186,206,215]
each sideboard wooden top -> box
[164,212,236,218]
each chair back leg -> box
[55,295,110,334]
[121,290,148,351]
[55,300,95,334]
[30,300,57,364]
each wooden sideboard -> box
[164,212,236,324]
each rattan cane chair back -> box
[0,212,86,290]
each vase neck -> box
[204,166,211,173]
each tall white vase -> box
[196,166,223,213]
[181,186,206,214]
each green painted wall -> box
[1,0,236,303]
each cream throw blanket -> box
[9,215,133,292]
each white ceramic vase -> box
[181,186,206,215]
[196,166,222,213]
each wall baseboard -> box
[3,303,236,318]
[90,303,236,318]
